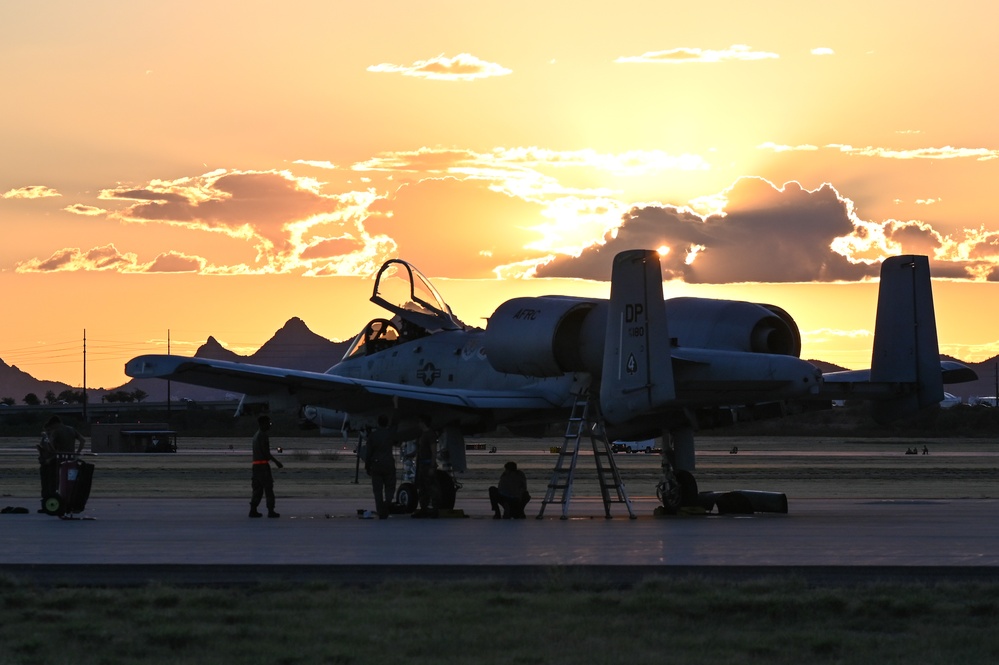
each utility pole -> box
[83,329,88,422]
[167,329,171,417]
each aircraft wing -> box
[124,355,565,412]
[822,360,978,386]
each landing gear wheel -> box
[657,470,698,514]
[657,473,682,514]
[42,494,63,516]
[395,483,418,513]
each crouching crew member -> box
[489,461,530,519]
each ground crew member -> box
[365,414,397,519]
[249,415,283,518]
[413,416,440,518]
[38,416,85,512]
[489,461,530,519]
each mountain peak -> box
[194,336,243,362]
[280,317,310,333]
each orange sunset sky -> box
[2,1,998,391]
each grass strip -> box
[1,575,997,664]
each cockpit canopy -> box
[343,259,465,360]
[371,259,464,332]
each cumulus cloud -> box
[616,44,778,64]
[3,185,61,199]
[367,53,512,81]
[535,179,877,283]
[532,177,999,283]
[811,47,835,56]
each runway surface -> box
[3,494,999,586]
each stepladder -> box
[537,394,636,520]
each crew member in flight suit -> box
[249,415,283,518]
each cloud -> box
[15,245,239,275]
[17,149,999,284]
[757,142,819,153]
[293,160,338,170]
[64,204,108,216]
[102,169,375,273]
[367,53,512,81]
[145,251,208,273]
[829,144,999,161]
[760,142,999,161]
[3,185,61,199]
[811,47,835,56]
[616,45,778,64]
[531,177,999,283]
[535,178,877,283]
[17,244,137,273]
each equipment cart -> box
[42,453,95,519]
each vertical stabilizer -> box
[870,255,943,422]
[599,250,675,423]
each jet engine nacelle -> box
[665,298,801,357]
[485,296,606,377]
[484,294,802,379]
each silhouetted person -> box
[922,445,929,455]
[489,461,530,519]
[38,416,85,512]
[365,415,397,519]
[249,415,283,518]
[45,415,85,454]
[413,416,440,518]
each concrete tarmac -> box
[3,495,999,586]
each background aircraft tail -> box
[869,254,943,423]
[599,249,675,423]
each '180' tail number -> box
[626,303,645,337]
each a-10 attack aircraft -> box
[125,249,976,513]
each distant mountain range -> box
[0,317,350,404]
[1,317,996,403]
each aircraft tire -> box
[677,470,698,507]
[395,483,418,513]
